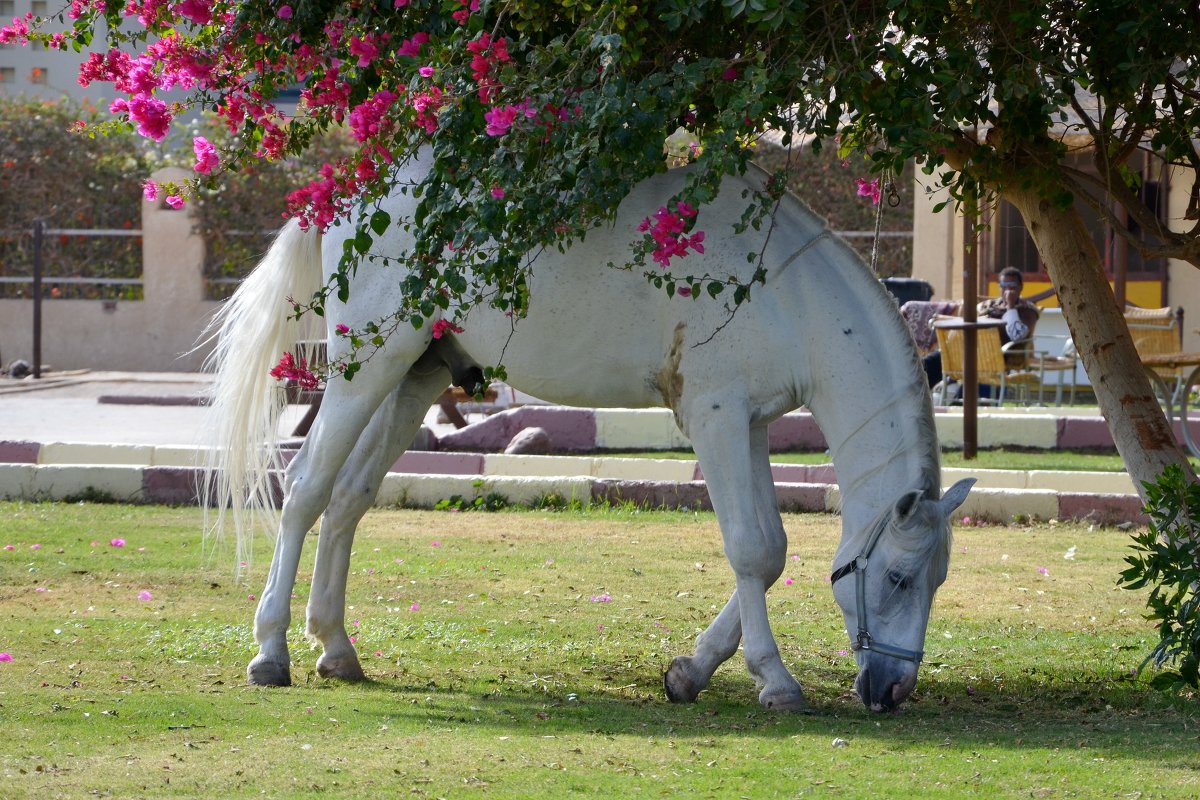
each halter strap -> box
[829,511,925,664]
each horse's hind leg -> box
[305,366,450,681]
[246,356,417,686]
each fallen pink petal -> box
[784,578,794,586]
[3,544,13,551]
[409,602,420,612]
[30,544,41,550]
[110,538,126,548]
[138,590,153,601]
[1038,566,1050,576]
[0,653,12,663]
[591,593,612,603]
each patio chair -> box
[933,323,1041,406]
[1125,305,1185,403]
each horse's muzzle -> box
[855,658,919,711]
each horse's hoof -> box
[247,656,291,687]
[759,685,811,713]
[664,656,702,703]
[316,654,367,682]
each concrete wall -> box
[0,167,221,372]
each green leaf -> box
[353,229,372,254]
[369,209,391,236]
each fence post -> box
[32,220,44,379]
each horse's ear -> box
[892,489,925,524]
[939,478,976,517]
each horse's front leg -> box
[305,369,449,681]
[246,370,405,686]
[669,405,805,710]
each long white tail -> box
[201,219,324,570]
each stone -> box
[504,426,551,455]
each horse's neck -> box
[800,273,940,536]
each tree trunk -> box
[1002,185,1198,500]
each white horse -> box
[206,151,974,712]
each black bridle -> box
[829,514,925,664]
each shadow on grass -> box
[290,660,1199,767]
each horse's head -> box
[831,478,975,712]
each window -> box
[0,67,15,85]
[986,151,1167,286]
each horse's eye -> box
[887,570,911,591]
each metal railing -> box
[1,222,145,378]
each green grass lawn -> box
[0,502,1196,798]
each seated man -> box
[921,266,1039,391]
[979,266,1039,369]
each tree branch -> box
[1060,164,1200,267]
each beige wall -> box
[911,178,962,301]
[0,167,221,372]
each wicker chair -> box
[1125,306,1185,402]
[933,323,1041,406]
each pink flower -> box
[165,195,185,210]
[127,94,173,141]
[175,0,213,24]
[143,181,158,201]
[430,319,463,340]
[418,65,434,78]
[335,323,350,335]
[192,136,219,174]
[855,177,881,205]
[248,593,256,601]
[269,352,320,390]
[276,4,292,18]
[348,36,378,68]
[484,105,518,136]
[490,186,505,199]
[138,590,153,601]
[393,0,408,6]
[397,32,428,58]
[111,538,126,548]
[409,602,420,612]
[0,653,12,663]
